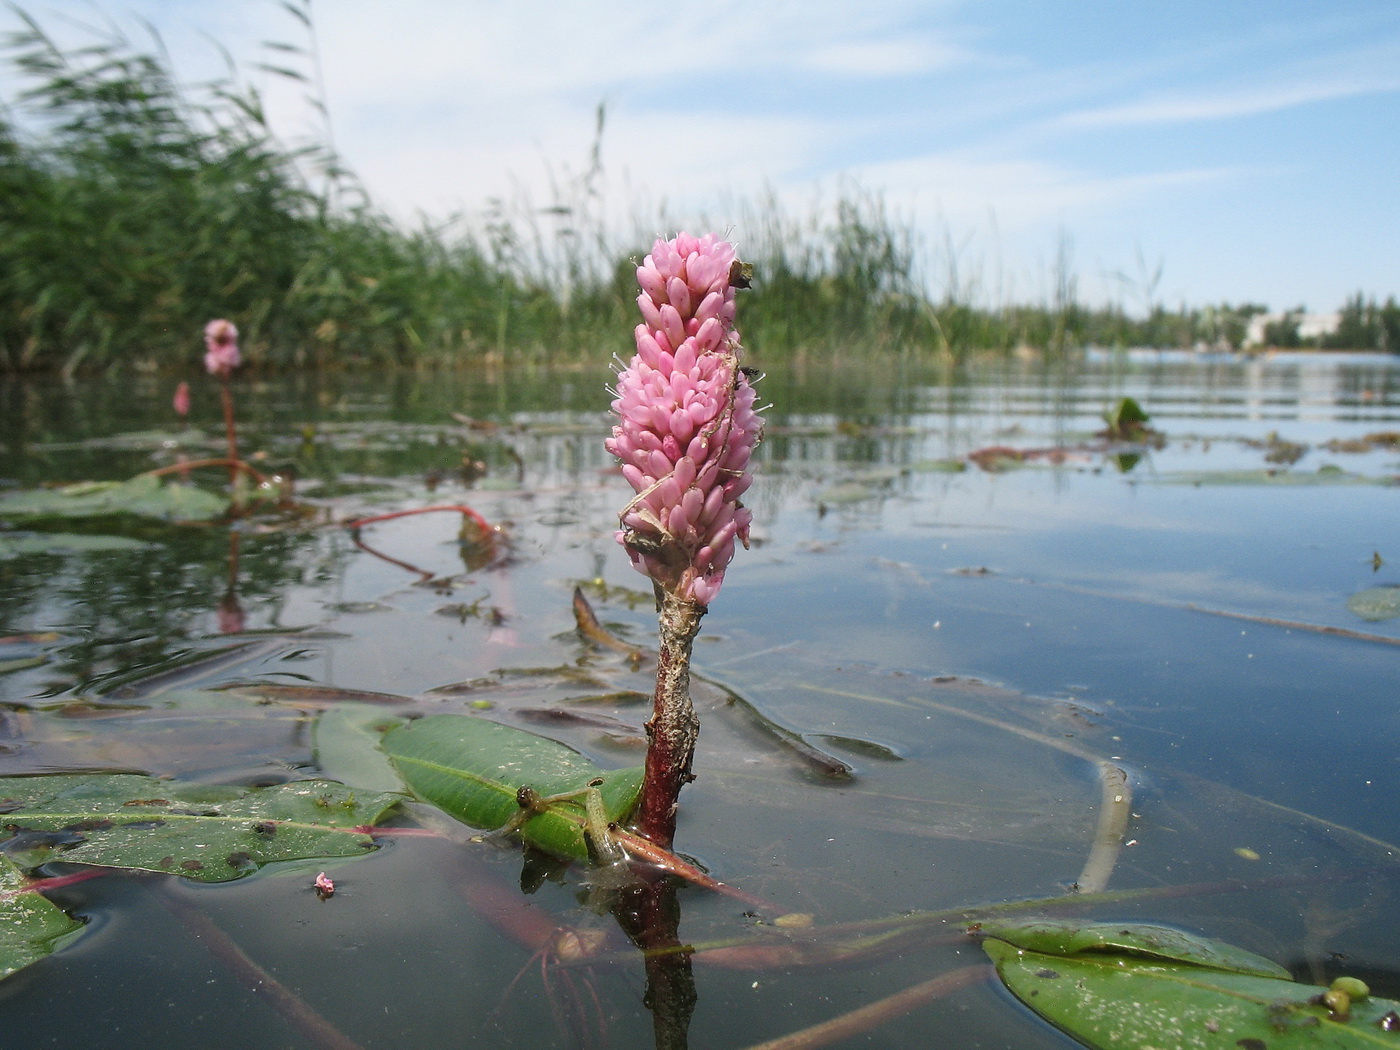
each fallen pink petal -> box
[313,871,335,898]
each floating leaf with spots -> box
[0,773,402,883]
[0,853,86,981]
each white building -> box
[1243,311,1341,348]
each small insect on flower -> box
[313,871,335,899]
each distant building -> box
[1243,311,1341,348]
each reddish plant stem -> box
[157,885,366,1050]
[219,377,239,489]
[736,965,990,1050]
[344,504,494,536]
[1,868,106,900]
[613,877,696,1050]
[144,458,269,487]
[635,593,705,848]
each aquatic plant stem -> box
[635,592,704,847]
[156,885,366,1050]
[614,877,696,1050]
[144,457,268,486]
[220,377,239,489]
[736,965,989,1050]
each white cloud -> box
[800,37,974,77]
[1057,43,1400,129]
[844,151,1240,231]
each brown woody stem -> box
[635,592,705,847]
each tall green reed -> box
[0,7,1368,374]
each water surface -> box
[1,350,1398,1049]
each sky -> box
[5,0,1399,313]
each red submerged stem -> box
[343,504,494,536]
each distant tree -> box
[1380,297,1400,354]
[1325,292,1381,350]
[1263,309,1303,348]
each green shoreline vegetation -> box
[2,7,1397,375]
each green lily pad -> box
[980,919,1400,1049]
[0,532,154,558]
[380,714,642,861]
[0,773,401,882]
[0,474,227,523]
[1347,586,1400,622]
[0,853,86,981]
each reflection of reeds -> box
[0,8,1281,373]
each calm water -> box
[1,350,1398,1049]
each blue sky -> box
[6,0,1398,313]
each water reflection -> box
[0,351,1398,1048]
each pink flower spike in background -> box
[203,318,243,485]
[172,380,190,418]
[605,232,762,847]
[203,319,240,377]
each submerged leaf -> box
[0,774,400,882]
[313,703,409,793]
[0,474,227,523]
[380,714,642,861]
[0,854,86,982]
[980,920,1400,1050]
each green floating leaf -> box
[981,919,1400,1049]
[1152,467,1370,486]
[0,773,401,882]
[978,918,1288,978]
[381,714,642,861]
[0,532,154,558]
[0,474,227,523]
[1347,586,1400,623]
[1103,396,1151,439]
[0,853,86,982]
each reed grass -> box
[0,8,1384,374]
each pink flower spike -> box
[607,232,762,607]
[203,319,240,378]
[314,871,335,898]
[172,381,191,418]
